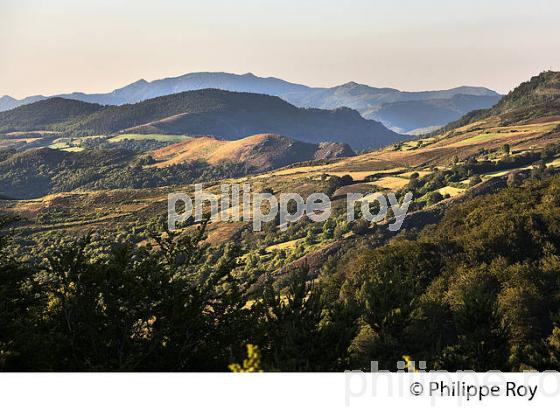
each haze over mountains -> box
[0,72,501,134]
[1,71,558,200]
[438,71,560,134]
[0,89,403,150]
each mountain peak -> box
[333,81,398,93]
[123,78,149,88]
[338,81,364,88]
[448,86,500,97]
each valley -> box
[2,71,560,372]
[3,97,560,245]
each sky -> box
[1,0,560,98]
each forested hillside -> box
[0,89,405,150]
[0,146,251,199]
[439,71,560,132]
[2,174,560,371]
[0,98,103,133]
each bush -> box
[469,175,482,186]
[427,191,444,205]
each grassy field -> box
[438,186,465,197]
[370,176,410,190]
[399,170,432,178]
[327,171,381,180]
[449,121,560,147]
[48,141,84,152]
[0,137,42,148]
[266,239,302,252]
[109,134,192,143]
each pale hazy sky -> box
[1,0,560,98]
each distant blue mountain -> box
[0,94,47,112]
[0,72,502,133]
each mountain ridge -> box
[0,89,404,150]
[0,71,501,134]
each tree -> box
[324,176,342,197]
[258,270,356,371]
[347,240,441,369]
[0,215,29,370]
[507,172,522,187]
[339,174,354,186]
[436,275,508,371]
[322,218,337,240]
[427,191,444,205]
[469,174,482,187]
[9,222,256,371]
[542,144,556,160]
[350,219,370,235]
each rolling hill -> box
[0,134,353,199]
[57,73,310,105]
[0,72,309,110]
[0,98,104,133]
[479,70,560,124]
[0,90,404,150]
[0,72,501,134]
[149,134,354,171]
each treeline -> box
[2,175,560,371]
